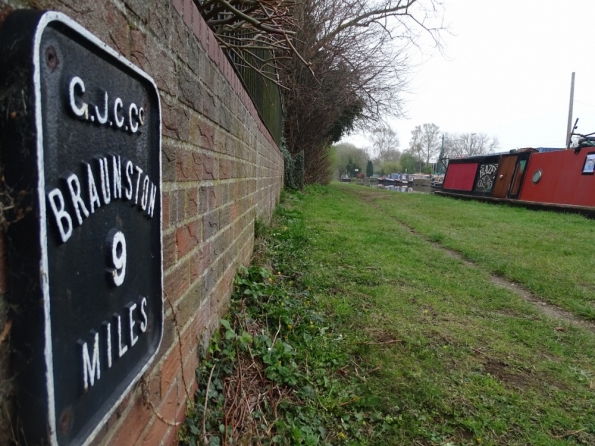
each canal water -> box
[379,185,432,194]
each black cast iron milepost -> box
[0,11,163,446]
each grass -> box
[180,183,595,445]
[339,183,595,319]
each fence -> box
[229,46,283,147]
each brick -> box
[158,378,183,423]
[163,97,191,142]
[183,0,193,28]
[110,394,152,446]
[203,212,219,241]
[194,152,215,180]
[103,2,130,57]
[160,346,182,396]
[164,262,189,302]
[149,1,176,43]
[145,369,163,407]
[187,38,201,77]
[163,230,177,269]
[172,0,183,16]
[156,316,176,361]
[207,28,218,62]
[124,0,149,22]
[179,318,201,360]
[218,105,231,134]
[138,416,169,446]
[212,233,224,258]
[176,150,200,182]
[185,187,199,219]
[218,205,230,229]
[219,157,231,179]
[168,189,184,228]
[190,243,210,282]
[202,90,218,122]
[196,119,216,151]
[171,8,190,64]
[192,2,201,37]
[182,345,200,393]
[162,145,177,183]
[162,425,180,446]
[218,183,229,205]
[209,185,220,209]
[131,31,178,96]
[229,202,240,222]
[202,267,216,297]
[199,11,208,49]
[178,67,201,112]
[175,150,198,182]
[176,220,201,259]
[188,114,201,147]
[198,186,210,213]
[176,286,201,328]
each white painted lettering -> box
[134,166,144,205]
[95,90,109,124]
[67,77,146,134]
[113,97,124,128]
[147,182,157,218]
[127,303,138,347]
[80,331,100,390]
[65,172,89,225]
[124,161,134,201]
[98,158,111,205]
[139,297,148,333]
[103,321,112,369]
[84,162,101,213]
[140,176,150,211]
[47,188,73,243]
[115,314,128,358]
[69,76,87,118]
[112,155,122,199]
[129,103,139,133]
[107,230,127,287]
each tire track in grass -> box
[349,186,595,334]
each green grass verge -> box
[180,184,595,446]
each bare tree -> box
[444,132,499,157]
[194,0,298,82]
[368,125,401,164]
[408,123,440,172]
[407,133,423,173]
[196,0,443,85]
[196,0,445,183]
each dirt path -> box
[351,187,595,334]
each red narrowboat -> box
[436,146,595,215]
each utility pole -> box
[437,135,445,174]
[470,133,476,155]
[566,72,576,149]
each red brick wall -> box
[0,0,283,444]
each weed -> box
[181,184,595,445]
[254,217,267,239]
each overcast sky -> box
[343,0,595,154]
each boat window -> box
[532,169,542,184]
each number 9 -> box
[106,229,126,286]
